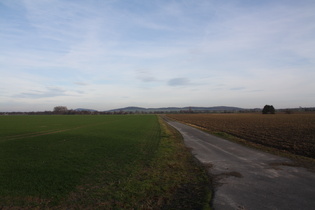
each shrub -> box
[262,105,275,114]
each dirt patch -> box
[269,161,298,168]
[217,171,243,179]
[210,171,243,188]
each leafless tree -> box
[53,106,68,114]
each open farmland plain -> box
[0,115,210,209]
[166,113,315,159]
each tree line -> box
[1,105,315,115]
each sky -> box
[1,0,315,111]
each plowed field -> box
[166,113,315,159]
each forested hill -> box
[106,106,244,113]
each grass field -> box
[166,113,315,159]
[0,115,211,209]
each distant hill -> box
[74,108,98,112]
[106,106,147,112]
[106,106,244,113]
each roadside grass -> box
[0,115,211,209]
[123,116,213,209]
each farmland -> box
[0,115,211,209]
[166,113,315,159]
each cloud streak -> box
[168,78,192,86]
[12,87,80,99]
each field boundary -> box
[165,115,315,171]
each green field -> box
[0,115,211,209]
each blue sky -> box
[1,0,315,111]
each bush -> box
[262,105,275,114]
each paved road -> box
[164,118,315,210]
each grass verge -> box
[140,116,213,209]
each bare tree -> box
[53,106,68,114]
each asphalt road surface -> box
[164,118,315,210]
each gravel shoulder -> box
[164,118,315,210]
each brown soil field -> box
[166,113,315,159]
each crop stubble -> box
[167,113,315,159]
